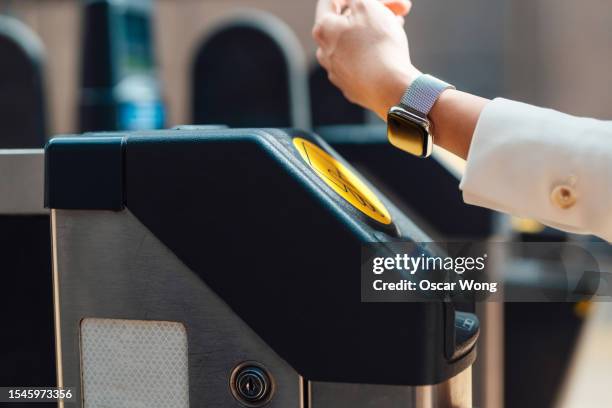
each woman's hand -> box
[313,0,420,119]
[313,0,489,159]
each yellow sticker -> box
[293,137,392,225]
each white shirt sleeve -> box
[459,98,612,242]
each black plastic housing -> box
[45,128,477,386]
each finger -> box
[328,72,343,91]
[347,0,367,13]
[381,0,412,16]
[316,47,330,69]
[328,72,338,86]
[315,0,347,23]
[348,0,386,17]
[312,14,348,46]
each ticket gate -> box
[46,128,479,407]
[0,16,47,147]
[79,0,165,132]
[315,124,502,404]
[0,149,55,408]
[192,11,310,129]
[315,122,588,407]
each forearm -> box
[380,75,489,160]
[428,89,489,159]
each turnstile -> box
[46,128,479,407]
[79,0,165,132]
[312,122,500,407]
[191,11,310,129]
[315,125,587,408]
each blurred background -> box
[3,0,612,136]
[1,1,611,408]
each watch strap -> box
[400,74,455,116]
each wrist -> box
[385,73,457,158]
[378,66,421,120]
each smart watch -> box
[387,74,455,158]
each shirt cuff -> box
[459,98,612,241]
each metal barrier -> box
[46,128,479,407]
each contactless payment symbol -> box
[293,137,392,225]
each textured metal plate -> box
[81,318,189,408]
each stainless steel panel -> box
[52,209,302,408]
[474,302,504,408]
[309,367,472,408]
[0,149,46,214]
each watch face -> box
[387,107,432,157]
